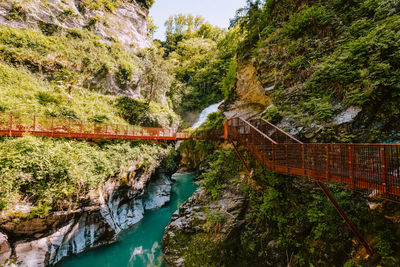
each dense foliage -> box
[116,97,178,127]
[0,136,172,217]
[180,143,400,266]
[0,3,178,217]
[232,0,400,142]
[0,26,138,92]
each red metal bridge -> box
[0,112,190,141]
[2,111,400,253]
[226,117,400,203]
[1,112,399,203]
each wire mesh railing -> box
[0,112,180,140]
[250,118,303,144]
[227,117,400,202]
[2,111,400,201]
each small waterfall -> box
[175,100,224,150]
[192,101,224,129]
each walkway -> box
[1,111,399,202]
[226,117,400,203]
[0,112,189,141]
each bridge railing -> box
[227,117,278,168]
[189,128,225,140]
[0,112,179,140]
[227,117,400,202]
[249,118,303,144]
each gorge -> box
[1,0,400,266]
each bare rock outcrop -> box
[0,0,150,50]
[223,61,271,120]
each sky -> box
[149,0,247,40]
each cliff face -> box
[0,161,173,266]
[222,61,271,120]
[0,0,150,50]
[0,0,151,98]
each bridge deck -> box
[1,111,399,202]
[0,112,189,140]
[227,117,400,202]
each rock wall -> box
[0,162,174,266]
[0,0,150,50]
[222,61,271,120]
[0,0,151,98]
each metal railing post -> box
[381,146,388,197]
[285,143,288,173]
[224,120,228,140]
[302,144,306,176]
[272,143,276,171]
[326,144,330,182]
[9,112,12,136]
[33,115,36,132]
[348,145,355,190]
[51,117,54,137]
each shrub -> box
[116,61,135,89]
[201,149,242,199]
[298,97,336,122]
[39,21,61,36]
[6,3,27,21]
[198,112,225,130]
[90,114,109,123]
[0,136,172,214]
[263,106,281,124]
[36,92,61,106]
[220,60,237,99]
[116,97,151,125]
[282,5,332,39]
[116,97,177,127]
[377,229,395,256]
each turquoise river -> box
[57,173,197,267]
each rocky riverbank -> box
[162,175,247,266]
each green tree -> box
[147,16,158,38]
[138,44,174,105]
[168,37,222,112]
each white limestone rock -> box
[334,106,362,125]
[144,175,172,210]
[0,233,11,265]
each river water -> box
[57,173,197,267]
[58,101,222,267]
